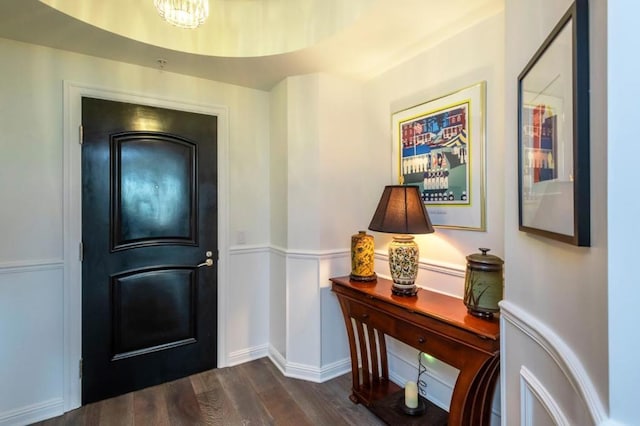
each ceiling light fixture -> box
[154,0,209,29]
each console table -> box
[330,276,500,426]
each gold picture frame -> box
[392,82,486,231]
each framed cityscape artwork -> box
[392,81,486,231]
[518,0,590,246]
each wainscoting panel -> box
[320,286,349,368]
[0,262,64,425]
[227,344,269,367]
[520,366,569,426]
[269,247,353,382]
[285,251,328,369]
[227,245,270,365]
[269,247,287,359]
[501,301,605,425]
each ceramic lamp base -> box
[388,235,419,297]
[391,283,418,296]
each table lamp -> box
[368,185,434,296]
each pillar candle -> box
[404,380,418,409]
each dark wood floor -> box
[34,357,385,425]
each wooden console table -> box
[330,276,500,426]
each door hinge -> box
[79,125,83,145]
[79,358,83,379]
[79,241,84,262]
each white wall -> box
[365,11,505,275]
[0,266,64,425]
[267,73,371,381]
[280,73,375,251]
[362,11,505,423]
[0,37,271,424]
[502,0,608,424]
[608,1,640,424]
[268,79,288,359]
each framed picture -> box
[392,82,486,231]
[517,0,590,246]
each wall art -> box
[392,82,486,231]
[518,0,590,246]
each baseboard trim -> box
[267,345,350,383]
[320,358,352,381]
[227,344,269,367]
[267,345,287,375]
[0,398,63,426]
[283,359,351,383]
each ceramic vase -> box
[463,248,504,318]
[388,235,419,296]
[350,231,376,282]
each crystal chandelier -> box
[154,0,209,29]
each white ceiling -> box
[0,0,503,90]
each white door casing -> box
[62,81,230,411]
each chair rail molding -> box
[0,259,63,274]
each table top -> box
[330,275,499,340]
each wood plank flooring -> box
[34,357,385,426]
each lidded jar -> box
[350,231,377,282]
[463,248,504,318]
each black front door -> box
[81,97,217,404]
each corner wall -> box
[608,1,640,424]
[267,73,372,381]
[502,0,608,424]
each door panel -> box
[112,133,197,249]
[111,267,197,360]
[81,97,217,404]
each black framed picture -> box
[517,0,590,246]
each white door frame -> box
[62,81,230,411]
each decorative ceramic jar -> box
[350,231,377,282]
[463,248,504,318]
[388,235,420,296]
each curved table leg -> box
[449,353,500,426]
[337,298,361,404]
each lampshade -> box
[368,185,434,297]
[154,0,209,29]
[368,185,434,235]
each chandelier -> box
[154,0,209,29]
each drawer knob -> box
[418,336,426,344]
[361,313,369,319]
